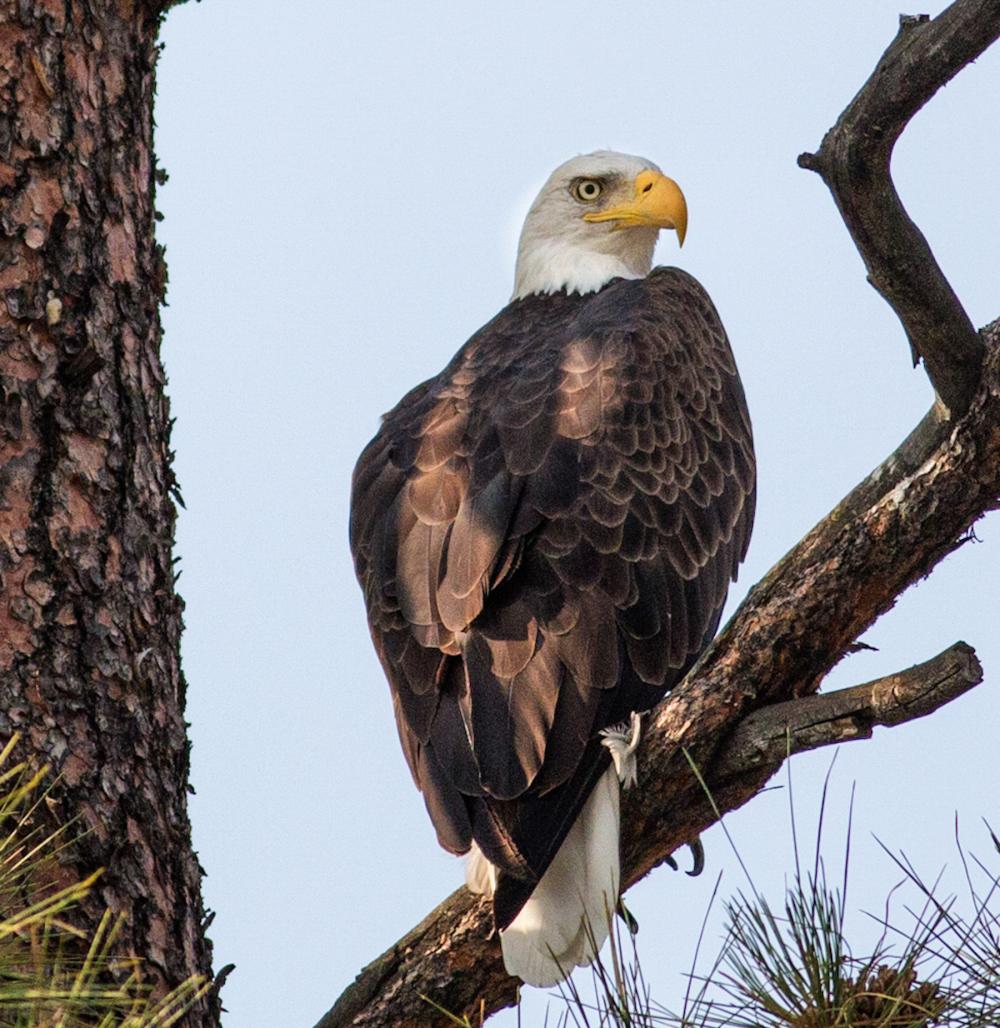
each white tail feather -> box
[499,767,621,987]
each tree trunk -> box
[0,0,217,1020]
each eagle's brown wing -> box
[350,267,755,924]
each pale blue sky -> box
[155,4,999,1024]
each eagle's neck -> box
[512,228,657,300]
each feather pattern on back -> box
[350,267,755,934]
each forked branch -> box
[319,3,1000,1024]
[798,1,1000,413]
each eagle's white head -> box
[512,150,687,300]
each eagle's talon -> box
[616,898,639,935]
[665,838,704,876]
[686,837,705,877]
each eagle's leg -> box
[600,712,642,937]
[600,713,706,878]
[599,710,642,789]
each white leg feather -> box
[499,766,621,987]
[465,841,498,897]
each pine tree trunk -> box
[0,0,217,1020]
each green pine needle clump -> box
[713,861,949,1027]
[0,734,211,1027]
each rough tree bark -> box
[319,2,1000,1025]
[0,0,218,1023]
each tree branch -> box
[711,642,982,779]
[797,0,1000,414]
[318,3,1000,1024]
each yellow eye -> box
[572,178,603,203]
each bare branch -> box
[711,642,983,779]
[798,1,1000,414]
[320,3,1000,1023]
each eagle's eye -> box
[571,178,603,203]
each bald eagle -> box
[350,151,755,987]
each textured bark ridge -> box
[0,0,218,1022]
[318,2,1000,1025]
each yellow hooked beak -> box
[583,170,688,246]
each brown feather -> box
[349,267,756,917]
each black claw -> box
[686,837,705,877]
[666,838,705,876]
